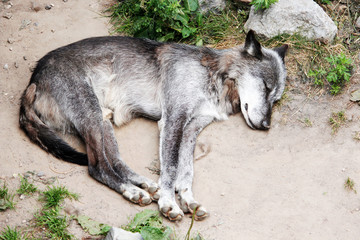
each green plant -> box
[0,226,22,240]
[344,177,356,194]
[108,0,200,42]
[0,183,15,211]
[35,207,73,240]
[308,53,352,95]
[250,0,278,11]
[42,185,78,208]
[329,111,346,134]
[325,53,352,95]
[17,176,37,195]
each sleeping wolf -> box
[19,30,288,221]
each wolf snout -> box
[260,119,270,130]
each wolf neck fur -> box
[201,48,241,115]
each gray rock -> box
[104,227,143,240]
[198,0,225,13]
[244,0,338,42]
[3,12,13,19]
[3,64,9,70]
[356,17,360,29]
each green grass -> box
[35,207,73,240]
[0,226,22,240]
[42,186,78,209]
[0,182,15,211]
[250,0,278,11]
[17,176,37,195]
[344,177,357,194]
[329,111,347,134]
[107,0,247,45]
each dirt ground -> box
[1,0,360,239]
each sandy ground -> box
[1,0,360,239]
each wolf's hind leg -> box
[176,115,213,220]
[102,120,159,203]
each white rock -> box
[104,227,143,240]
[198,0,225,13]
[244,0,338,42]
[356,17,360,29]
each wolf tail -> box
[19,83,88,166]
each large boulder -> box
[244,0,338,42]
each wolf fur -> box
[19,31,288,221]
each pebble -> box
[23,56,28,61]
[3,12,13,19]
[3,64,9,70]
[19,194,25,200]
[63,0,68,2]
[7,38,14,44]
[37,171,45,177]
[4,4,12,9]
[5,219,9,223]
[220,193,225,196]
[45,4,54,10]
[14,62,19,68]
[22,220,26,224]
[9,47,13,51]
[32,2,41,12]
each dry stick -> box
[49,164,75,175]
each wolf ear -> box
[244,30,262,60]
[273,44,289,63]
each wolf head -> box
[235,30,288,130]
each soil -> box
[1,0,360,239]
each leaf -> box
[183,0,198,12]
[181,26,197,38]
[141,226,171,240]
[127,209,162,230]
[350,89,360,102]
[76,215,111,235]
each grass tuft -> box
[0,182,15,211]
[344,177,357,194]
[17,176,37,195]
[42,186,78,209]
[0,226,22,240]
[329,111,346,134]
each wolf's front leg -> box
[176,115,214,220]
[157,116,186,221]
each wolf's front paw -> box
[158,197,184,221]
[121,184,152,206]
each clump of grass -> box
[42,185,78,209]
[107,0,247,45]
[0,226,22,240]
[35,207,73,240]
[344,177,356,194]
[17,176,37,195]
[0,182,15,211]
[329,111,347,134]
[299,117,313,127]
[33,185,79,239]
[309,53,353,95]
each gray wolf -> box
[19,30,288,221]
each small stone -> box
[63,0,68,2]
[33,22,39,27]
[37,171,45,177]
[50,3,54,7]
[9,47,13,51]
[3,12,13,19]
[19,194,25,200]
[14,62,19,68]
[3,64,9,70]
[5,219,9,223]
[32,1,41,12]
[45,4,52,10]
[220,193,225,196]
[23,56,28,61]
[356,17,360,29]
[7,38,14,44]
[51,29,55,33]
[4,4,12,9]
[22,220,26,224]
